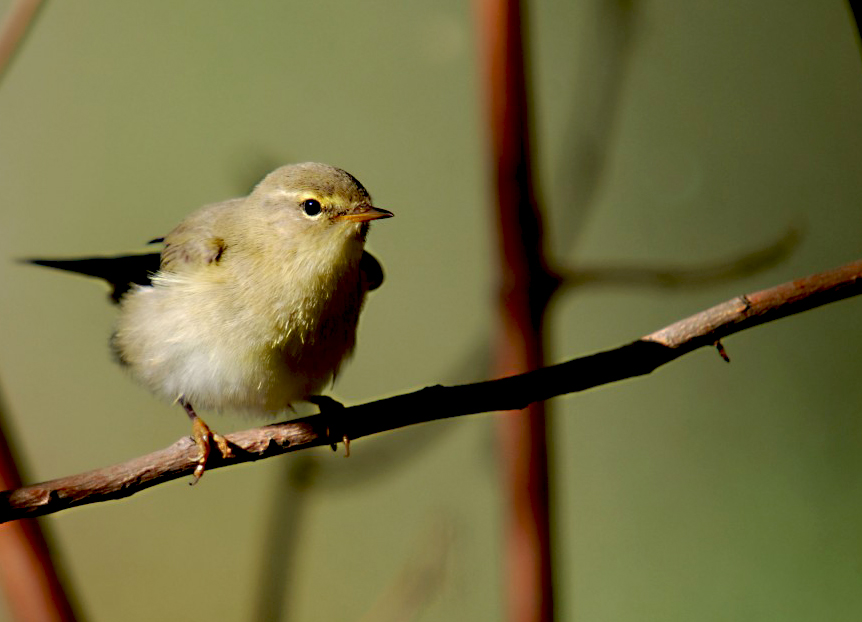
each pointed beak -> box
[337,204,394,223]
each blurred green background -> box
[1,1,861,620]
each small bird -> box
[28,163,393,481]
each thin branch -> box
[1,258,860,524]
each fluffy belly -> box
[113,279,358,415]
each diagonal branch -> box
[1,258,860,524]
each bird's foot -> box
[307,395,350,457]
[181,398,233,484]
[189,417,233,483]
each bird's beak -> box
[338,205,394,223]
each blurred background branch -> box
[0,389,78,622]
[0,0,43,82]
[0,2,79,621]
[475,0,556,619]
[558,226,801,291]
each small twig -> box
[1,258,860,524]
[714,340,730,363]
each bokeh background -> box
[1,1,861,620]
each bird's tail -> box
[23,253,161,303]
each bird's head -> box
[248,162,393,254]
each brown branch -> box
[1,258,860,524]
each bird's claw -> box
[189,416,233,485]
[308,395,351,456]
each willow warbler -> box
[29,163,392,481]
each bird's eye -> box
[301,199,322,217]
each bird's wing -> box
[160,199,241,272]
[360,250,385,292]
[25,253,161,303]
[25,200,244,301]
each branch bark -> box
[1,258,860,525]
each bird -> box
[27,162,393,481]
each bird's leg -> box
[307,395,350,457]
[179,397,233,484]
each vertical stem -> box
[476,0,557,620]
[252,458,315,622]
[0,3,76,618]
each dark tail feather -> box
[24,253,161,303]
